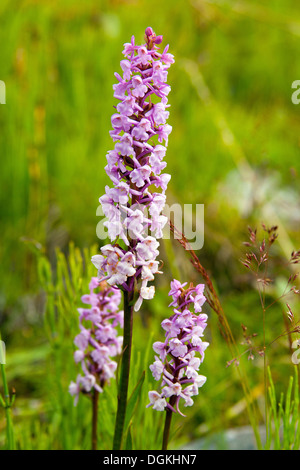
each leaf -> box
[37,256,53,292]
[125,422,133,450]
[124,370,145,433]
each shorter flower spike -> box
[69,279,123,405]
[147,280,209,416]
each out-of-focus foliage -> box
[0,0,300,449]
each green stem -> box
[162,397,176,450]
[0,334,15,450]
[92,388,99,450]
[113,289,134,450]
[162,348,180,451]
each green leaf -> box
[124,370,145,434]
[125,422,133,450]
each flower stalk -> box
[147,280,209,450]
[92,388,99,450]
[91,26,174,449]
[162,396,176,450]
[113,288,134,449]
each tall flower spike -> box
[147,280,209,416]
[92,27,174,311]
[69,278,123,405]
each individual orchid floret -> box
[147,391,167,411]
[69,279,123,405]
[92,27,174,311]
[91,247,136,286]
[147,280,209,416]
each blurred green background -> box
[0,0,300,449]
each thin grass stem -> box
[0,332,15,450]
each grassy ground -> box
[0,0,300,450]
